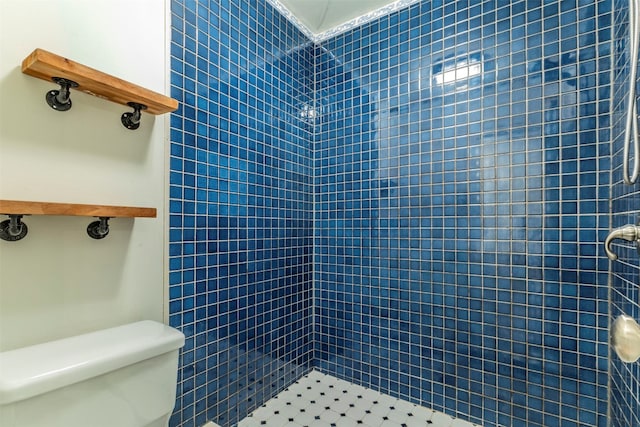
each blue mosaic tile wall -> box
[610,0,640,425]
[168,1,314,426]
[314,1,611,426]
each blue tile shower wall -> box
[610,0,640,425]
[314,1,611,426]
[169,1,314,426]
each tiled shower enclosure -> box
[168,0,632,426]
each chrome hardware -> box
[624,0,640,184]
[611,315,640,363]
[604,224,640,260]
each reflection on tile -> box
[239,371,481,427]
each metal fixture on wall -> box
[0,215,28,241]
[86,217,111,239]
[0,213,114,241]
[0,200,156,243]
[46,77,78,111]
[604,224,640,260]
[44,77,149,130]
[611,315,640,362]
[121,102,148,130]
[623,0,640,184]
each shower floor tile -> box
[238,370,482,427]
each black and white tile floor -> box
[238,370,481,427]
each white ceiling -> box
[271,0,417,41]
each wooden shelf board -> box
[0,200,156,218]
[21,48,178,115]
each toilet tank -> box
[0,320,185,427]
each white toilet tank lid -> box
[0,320,185,405]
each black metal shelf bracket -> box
[87,217,111,239]
[46,77,79,111]
[121,102,147,130]
[0,214,118,241]
[0,214,28,242]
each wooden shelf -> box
[21,48,178,115]
[0,200,156,218]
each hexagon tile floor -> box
[237,370,482,427]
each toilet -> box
[0,320,185,427]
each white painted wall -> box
[0,0,169,351]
